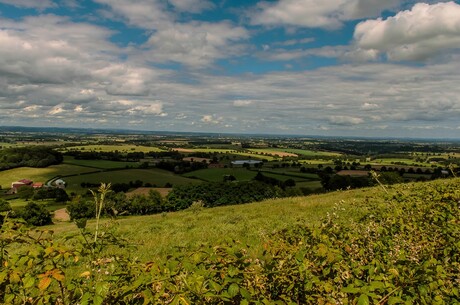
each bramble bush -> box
[1,179,459,304]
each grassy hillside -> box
[51,183,389,261]
[2,178,459,304]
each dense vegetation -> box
[1,179,458,304]
[0,147,63,170]
[67,181,288,220]
[166,181,284,210]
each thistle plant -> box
[448,163,457,178]
[90,183,112,244]
[370,170,389,194]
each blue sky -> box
[0,0,460,138]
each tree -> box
[0,199,12,225]
[18,202,52,226]
[17,186,34,200]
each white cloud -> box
[93,0,172,29]
[201,114,223,124]
[144,21,249,66]
[361,102,379,110]
[251,0,401,29]
[233,100,253,107]
[354,2,460,61]
[168,0,214,13]
[0,0,55,10]
[258,45,378,62]
[48,105,64,115]
[328,115,364,126]
[127,103,164,115]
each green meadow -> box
[0,164,96,189]
[274,148,341,157]
[63,156,140,169]
[64,168,199,192]
[183,168,258,182]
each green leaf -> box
[357,294,370,305]
[23,276,35,289]
[228,283,239,298]
[240,287,251,300]
[342,285,360,294]
[93,294,104,305]
[388,296,404,304]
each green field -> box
[174,148,275,161]
[7,198,66,212]
[63,144,164,153]
[295,180,323,189]
[371,158,433,167]
[247,149,298,157]
[0,142,17,148]
[63,156,140,169]
[259,169,320,180]
[64,168,200,192]
[0,164,96,189]
[183,168,259,182]
[274,148,341,157]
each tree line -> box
[0,147,62,170]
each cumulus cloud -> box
[354,2,460,61]
[126,103,165,116]
[201,114,223,124]
[258,45,378,62]
[93,0,172,29]
[251,0,401,29]
[361,102,380,110]
[233,100,253,107]
[0,0,55,10]
[144,21,249,67]
[168,0,214,13]
[328,115,364,126]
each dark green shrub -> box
[17,202,52,226]
[66,196,95,220]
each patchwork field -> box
[64,168,199,192]
[183,168,259,182]
[63,144,164,153]
[276,148,342,157]
[247,149,298,157]
[0,164,96,189]
[371,158,432,167]
[172,148,275,161]
[63,156,140,169]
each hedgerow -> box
[1,179,459,304]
